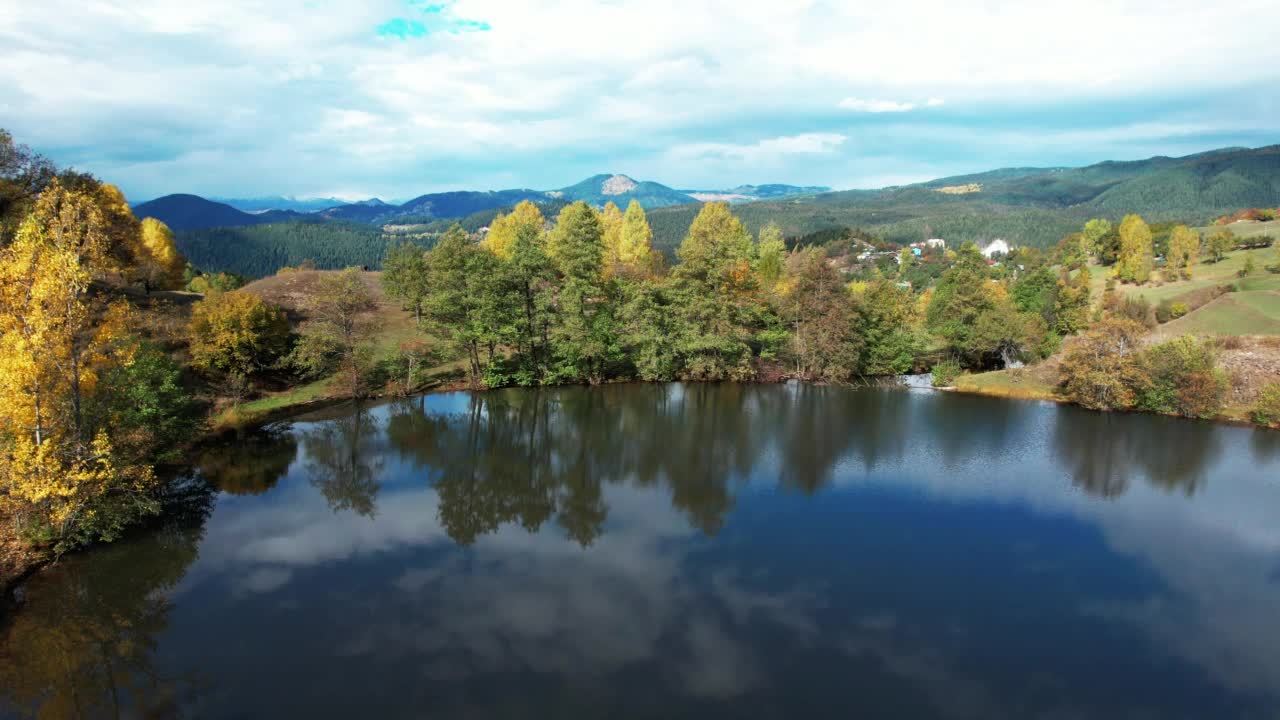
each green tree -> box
[1134,336,1229,419]
[851,279,922,375]
[380,240,429,322]
[546,202,617,383]
[926,243,1037,367]
[670,203,759,380]
[290,268,380,396]
[423,225,488,386]
[1207,228,1234,263]
[1115,214,1153,284]
[1081,218,1112,258]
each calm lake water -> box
[3,384,1280,719]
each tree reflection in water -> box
[300,408,385,517]
[1052,407,1223,499]
[197,426,298,496]
[0,478,215,719]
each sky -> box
[2,0,1279,203]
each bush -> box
[1059,318,1147,410]
[931,358,962,388]
[1252,383,1280,427]
[1134,336,1229,419]
[1109,295,1157,328]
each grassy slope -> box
[960,245,1280,417]
[215,270,458,428]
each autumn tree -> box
[617,199,658,277]
[851,279,922,375]
[134,217,185,292]
[1081,218,1112,259]
[780,248,862,381]
[1058,317,1147,411]
[926,243,1040,367]
[755,222,787,290]
[1166,225,1200,280]
[1115,214,1153,284]
[599,201,625,276]
[1206,228,1235,263]
[1052,268,1092,336]
[187,290,292,381]
[0,181,159,549]
[670,202,759,380]
[482,200,545,259]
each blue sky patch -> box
[378,1,489,39]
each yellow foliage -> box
[599,201,624,276]
[136,217,186,290]
[483,200,545,259]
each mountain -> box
[683,184,832,203]
[553,174,696,208]
[212,196,363,213]
[645,144,1280,253]
[132,194,306,231]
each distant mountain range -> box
[142,146,1280,268]
[134,174,828,232]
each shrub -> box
[1110,295,1157,328]
[1134,336,1229,419]
[1059,318,1147,410]
[1251,383,1280,427]
[931,358,962,388]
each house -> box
[925,238,946,249]
[980,239,1010,258]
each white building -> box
[980,239,1010,258]
[925,238,946,249]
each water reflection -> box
[197,427,297,496]
[0,479,214,718]
[3,385,1279,719]
[1052,408,1224,499]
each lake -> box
[3,384,1279,719]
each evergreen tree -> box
[380,240,429,322]
[423,225,488,386]
[546,202,617,383]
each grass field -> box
[212,269,461,428]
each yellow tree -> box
[135,217,186,292]
[617,199,657,277]
[482,200,545,259]
[599,201,624,276]
[1166,225,1200,280]
[0,181,156,547]
[755,222,787,290]
[1115,214,1153,284]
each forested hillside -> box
[175,221,396,277]
[647,145,1280,251]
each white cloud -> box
[839,98,920,113]
[669,133,847,163]
[1,0,1277,198]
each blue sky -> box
[2,0,1278,202]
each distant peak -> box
[601,174,638,195]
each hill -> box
[174,220,393,278]
[552,174,695,208]
[213,196,364,213]
[133,194,307,231]
[646,145,1280,252]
